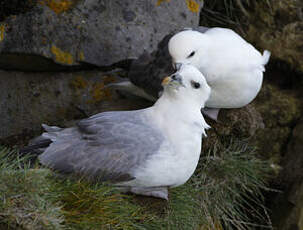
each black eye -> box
[191,81,200,89]
[187,51,195,58]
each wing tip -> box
[42,124,62,132]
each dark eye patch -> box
[191,80,200,89]
[187,51,195,58]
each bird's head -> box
[161,64,211,108]
[168,30,207,71]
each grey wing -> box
[128,33,175,98]
[39,110,164,183]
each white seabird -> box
[33,65,211,200]
[168,27,271,120]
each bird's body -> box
[118,92,208,189]
[110,27,270,120]
[34,65,211,199]
[169,27,270,117]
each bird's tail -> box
[19,124,61,155]
[19,138,52,155]
[262,50,271,65]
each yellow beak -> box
[161,76,171,86]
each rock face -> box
[246,0,303,72]
[271,120,303,230]
[0,0,201,71]
[252,83,301,161]
[0,70,152,144]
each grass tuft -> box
[0,146,64,230]
[193,140,274,229]
[0,140,273,229]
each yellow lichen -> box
[71,76,88,89]
[88,82,112,103]
[0,24,5,42]
[51,45,74,65]
[186,0,200,13]
[78,51,85,61]
[156,0,170,6]
[103,75,116,85]
[38,0,73,14]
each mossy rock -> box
[246,0,303,73]
[0,0,201,70]
[0,70,153,145]
[253,83,301,161]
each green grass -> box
[193,141,273,229]
[0,141,273,230]
[199,0,273,32]
[0,146,64,230]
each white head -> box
[161,65,211,109]
[168,30,207,70]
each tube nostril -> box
[174,63,182,71]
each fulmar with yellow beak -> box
[28,65,211,200]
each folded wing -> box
[39,110,164,183]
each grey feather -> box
[39,110,164,183]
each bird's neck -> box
[151,92,208,132]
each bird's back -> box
[202,28,266,81]
[199,28,269,108]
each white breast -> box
[119,91,209,189]
[127,119,203,188]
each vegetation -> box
[0,141,273,230]
[199,0,272,32]
[0,146,64,230]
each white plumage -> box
[168,27,270,119]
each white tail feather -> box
[262,50,271,65]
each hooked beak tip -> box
[173,62,182,71]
